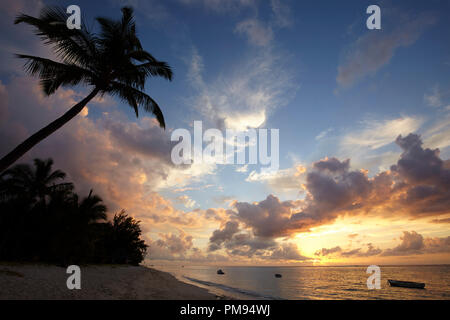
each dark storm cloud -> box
[392,134,450,215]
[268,243,310,261]
[206,218,309,260]
[208,220,240,250]
[313,157,350,173]
[233,195,301,237]
[392,134,450,187]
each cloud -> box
[187,247,230,262]
[155,231,193,254]
[233,195,303,237]
[391,134,450,216]
[208,220,240,251]
[0,1,53,75]
[207,218,310,261]
[173,184,215,193]
[312,157,350,173]
[235,18,273,47]
[316,230,450,259]
[391,134,450,187]
[337,12,436,87]
[288,157,386,230]
[431,218,450,224]
[181,0,291,47]
[175,195,197,209]
[188,47,295,131]
[315,128,333,141]
[424,86,444,107]
[336,116,424,174]
[233,133,450,241]
[234,158,386,237]
[207,219,278,257]
[340,117,423,151]
[224,233,278,258]
[235,164,249,173]
[349,243,382,257]
[314,243,380,258]
[246,164,306,193]
[423,114,450,150]
[315,246,342,256]
[383,231,450,256]
[147,230,202,260]
[315,244,383,258]
[270,0,293,28]
[0,76,226,251]
[0,0,43,17]
[268,243,309,261]
[103,118,173,163]
[178,0,256,13]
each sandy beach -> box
[0,263,223,300]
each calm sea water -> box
[149,264,450,300]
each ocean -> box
[150,264,450,300]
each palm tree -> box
[76,189,107,223]
[0,158,72,204]
[0,6,172,173]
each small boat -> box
[388,279,425,289]
[275,273,282,278]
[217,269,225,275]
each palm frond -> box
[108,81,165,128]
[16,54,94,95]
[136,60,173,81]
[14,5,171,129]
[15,6,97,67]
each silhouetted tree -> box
[0,158,72,205]
[75,190,108,223]
[0,158,148,265]
[0,6,173,173]
[105,211,148,265]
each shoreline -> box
[0,263,230,300]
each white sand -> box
[0,263,223,300]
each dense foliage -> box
[0,158,147,265]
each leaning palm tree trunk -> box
[1,6,172,173]
[0,88,99,173]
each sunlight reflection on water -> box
[149,264,450,300]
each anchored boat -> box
[388,279,425,289]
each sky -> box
[0,0,449,265]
